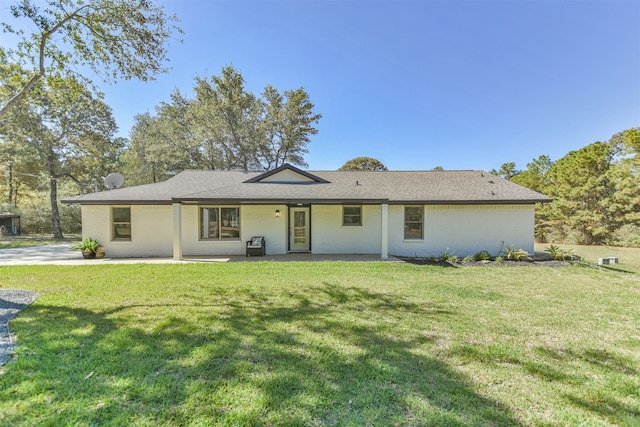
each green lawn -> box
[0,234,81,249]
[535,242,640,274]
[1,260,639,426]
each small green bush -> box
[545,244,575,261]
[441,249,457,263]
[473,251,492,261]
[501,245,531,261]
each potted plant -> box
[71,237,102,259]
[95,246,106,259]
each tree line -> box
[123,66,321,185]
[491,128,640,246]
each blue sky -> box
[3,0,640,171]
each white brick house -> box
[62,164,551,259]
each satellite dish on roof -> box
[103,173,125,190]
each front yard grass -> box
[1,261,639,426]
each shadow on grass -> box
[2,285,522,426]
[450,343,640,424]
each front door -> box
[289,207,310,252]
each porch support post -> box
[381,203,389,259]
[172,202,183,260]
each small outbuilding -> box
[0,214,21,236]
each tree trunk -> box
[13,181,20,208]
[47,152,64,239]
[8,162,13,204]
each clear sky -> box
[4,0,640,171]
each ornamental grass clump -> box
[501,245,531,261]
[545,244,575,260]
[441,249,458,263]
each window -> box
[343,205,362,226]
[112,207,131,241]
[404,206,423,239]
[200,207,240,240]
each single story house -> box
[62,164,551,259]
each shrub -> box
[545,244,575,261]
[441,249,457,263]
[501,245,531,261]
[473,251,492,261]
[462,255,474,263]
[612,224,640,248]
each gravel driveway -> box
[0,289,39,367]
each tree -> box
[511,155,554,193]
[123,87,206,185]
[4,76,123,238]
[339,157,388,171]
[259,85,321,169]
[490,162,520,180]
[0,49,45,207]
[192,68,264,171]
[622,127,640,158]
[492,128,640,245]
[123,66,321,178]
[544,141,620,245]
[0,0,182,119]
[509,155,555,242]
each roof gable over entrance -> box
[244,164,329,184]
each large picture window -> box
[200,207,240,240]
[404,206,423,239]
[342,205,362,226]
[112,207,131,241]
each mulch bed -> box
[397,255,572,268]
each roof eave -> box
[61,199,173,205]
[388,198,553,205]
[175,197,389,204]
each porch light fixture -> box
[275,209,280,218]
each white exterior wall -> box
[180,204,287,256]
[311,205,382,254]
[388,204,535,257]
[81,205,173,257]
[82,202,535,258]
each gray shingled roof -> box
[61,166,552,205]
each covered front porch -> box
[171,202,391,261]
